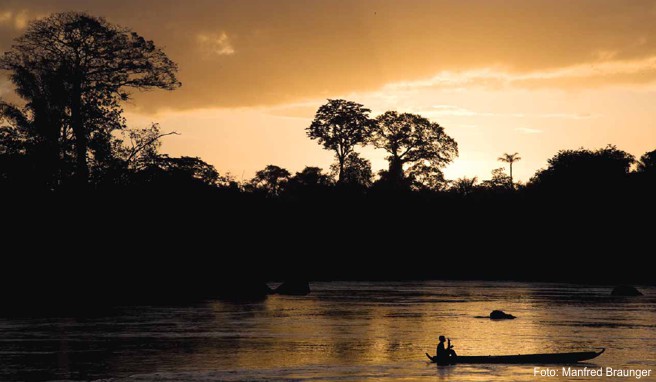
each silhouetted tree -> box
[451,176,478,196]
[498,152,521,189]
[0,126,25,157]
[0,124,31,187]
[122,154,221,191]
[481,167,512,190]
[636,150,656,174]
[115,124,178,170]
[251,165,291,196]
[83,123,178,186]
[306,99,371,183]
[530,145,634,193]
[153,156,220,186]
[330,152,373,187]
[290,166,333,187]
[285,166,333,197]
[372,111,458,188]
[1,86,67,188]
[634,149,656,193]
[217,172,241,190]
[0,104,30,155]
[0,12,179,185]
[406,162,449,191]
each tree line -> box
[1,11,655,200]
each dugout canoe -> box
[425,348,605,364]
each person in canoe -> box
[435,335,457,364]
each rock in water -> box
[275,280,310,296]
[490,310,516,319]
[611,285,643,296]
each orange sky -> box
[2,0,656,181]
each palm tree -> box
[452,176,478,196]
[498,152,521,188]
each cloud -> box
[6,0,656,111]
[197,32,235,56]
[430,105,481,117]
[534,113,596,120]
[385,55,656,93]
[263,101,319,119]
[515,127,542,134]
[428,105,597,120]
[455,124,479,129]
[0,11,12,24]
[13,10,29,29]
[0,9,32,29]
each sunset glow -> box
[2,0,656,181]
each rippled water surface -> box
[0,281,654,381]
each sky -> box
[1,0,656,182]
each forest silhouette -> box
[0,12,653,305]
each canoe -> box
[425,348,604,364]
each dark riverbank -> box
[1,188,652,308]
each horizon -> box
[2,0,656,182]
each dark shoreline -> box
[2,188,652,310]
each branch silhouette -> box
[126,131,180,164]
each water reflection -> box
[0,281,653,381]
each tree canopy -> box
[250,165,291,196]
[372,111,458,187]
[330,152,373,188]
[290,167,333,188]
[0,11,180,185]
[451,176,478,196]
[481,168,512,190]
[306,99,371,183]
[636,150,656,174]
[530,145,634,192]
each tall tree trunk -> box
[338,155,345,184]
[509,163,513,189]
[388,155,404,187]
[71,78,88,186]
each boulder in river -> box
[611,285,643,296]
[274,280,310,296]
[490,310,516,320]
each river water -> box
[0,281,654,381]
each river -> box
[0,281,654,381]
